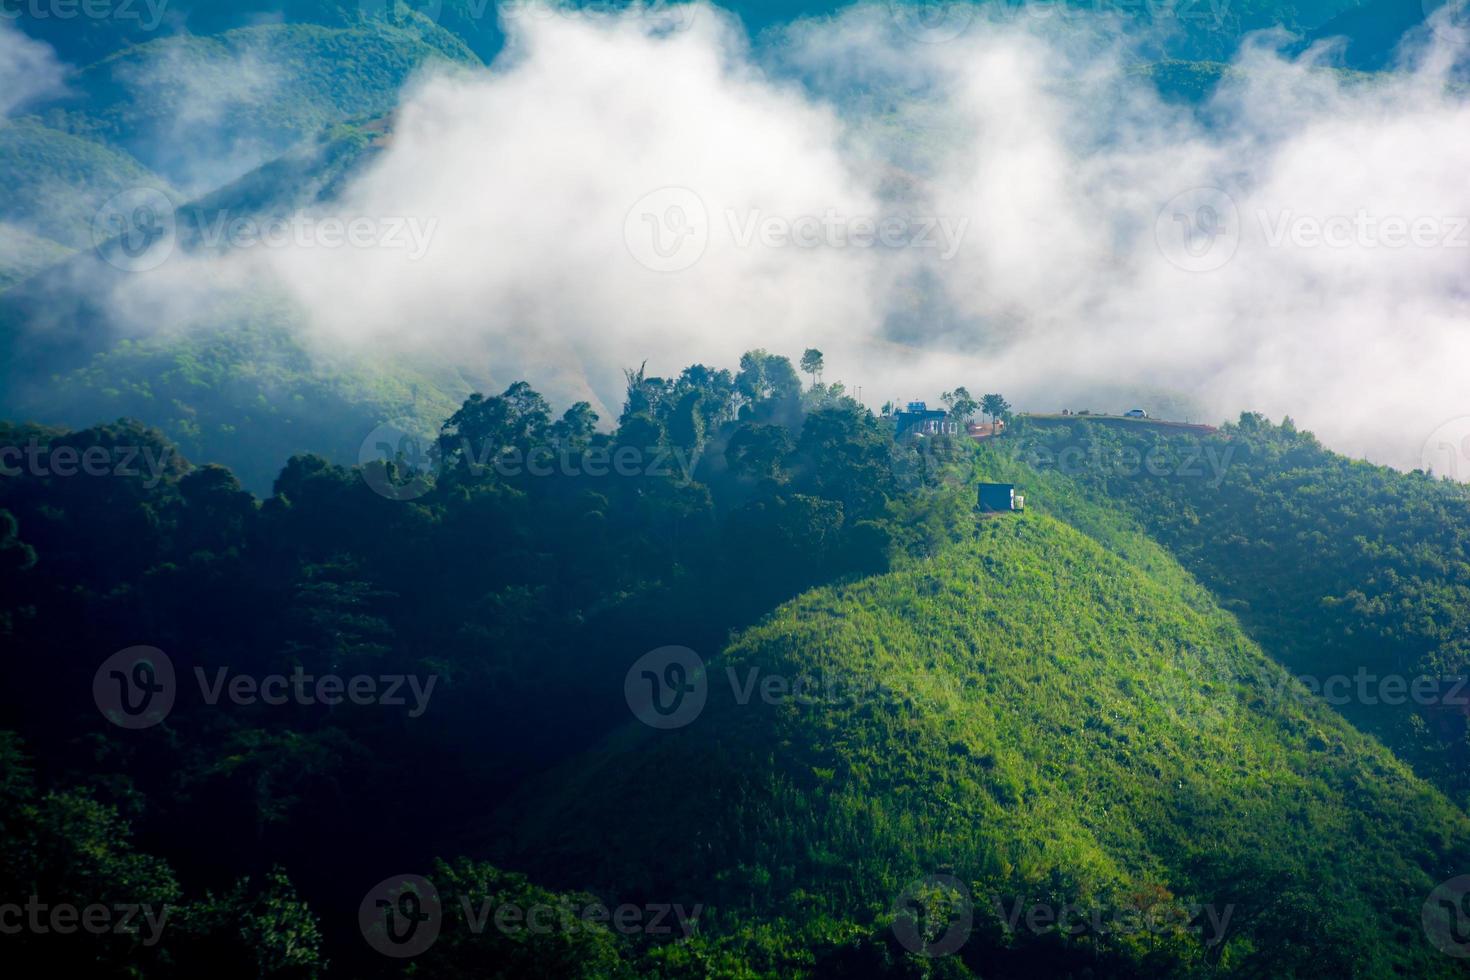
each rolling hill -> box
[0,113,471,493]
[481,508,1470,976]
[2,3,1468,976]
[987,415,1470,812]
[28,18,476,193]
[3,361,1470,975]
[0,117,170,285]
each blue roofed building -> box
[893,401,960,437]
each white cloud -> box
[0,21,65,118]
[110,40,283,194]
[102,3,1470,471]
[254,6,888,415]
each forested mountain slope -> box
[987,415,1470,811]
[489,510,1470,977]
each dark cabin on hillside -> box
[978,483,1024,513]
[893,401,959,437]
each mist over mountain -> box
[4,1,1469,480]
[4,4,1470,977]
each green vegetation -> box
[179,118,387,230]
[0,1,1421,484]
[0,355,952,975]
[4,302,463,493]
[32,21,476,191]
[995,415,1470,810]
[0,224,73,293]
[3,5,1468,973]
[9,0,504,67]
[0,732,325,977]
[0,118,165,248]
[3,357,1469,975]
[496,507,1469,977]
[0,114,424,488]
[0,15,483,459]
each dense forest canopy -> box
[0,351,968,976]
[4,349,1470,975]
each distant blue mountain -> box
[11,0,1432,69]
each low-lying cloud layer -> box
[104,3,1470,473]
[0,20,64,117]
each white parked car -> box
[1124,408,1148,418]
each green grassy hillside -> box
[6,305,463,493]
[179,117,387,230]
[0,118,166,249]
[993,416,1470,811]
[0,224,73,293]
[0,118,172,287]
[2,372,1466,975]
[29,19,475,192]
[8,1,505,66]
[488,510,1470,976]
[0,116,449,492]
[0,12,468,279]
